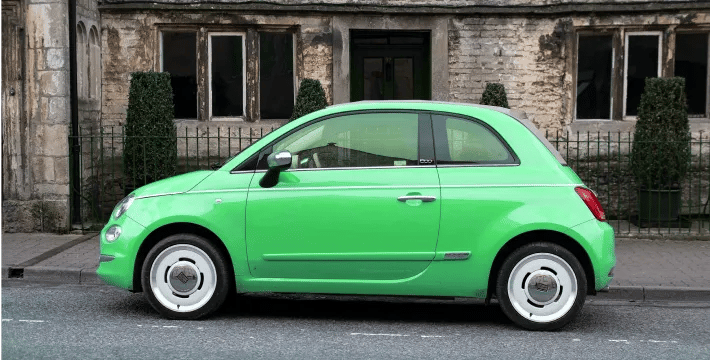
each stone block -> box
[32,156,56,183]
[35,124,69,156]
[39,71,69,97]
[54,156,70,184]
[34,184,70,197]
[27,3,68,49]
[46,48,68,70]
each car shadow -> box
[214,293,511,326]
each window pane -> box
[260,33,294,119]
[273,113,419,168]
[675,33,708,115]
[577,35,612,119]
[364,58,384,100]
[163,32,197,119]
[626,35,660,116]
[433,116,514,164]
[394,58,414,100]
[211,35,243,117]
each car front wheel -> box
[141,234,231,319]
[496,242,587,330]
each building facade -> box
[2,0,710,231]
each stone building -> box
[2,0,710,231]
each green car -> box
[98,101,615,330]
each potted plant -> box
[290,79,328,121]
[630,77,690,222]
[123,71,177,195]
[480,83,509,109]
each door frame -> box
[350,30,431,102]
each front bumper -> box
[97,215,146,291]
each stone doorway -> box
[350,31,431,101]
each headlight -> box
[113,194,135,219]
[105,225,122,242]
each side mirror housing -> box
[267,150,293,170]
[260,150,292,188]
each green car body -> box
[98,101,615,330]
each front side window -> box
[210,33,245,118]
[269,112,419,169]
[433,115,515,165]
[675,33,709,116]
[624,33,662,117]
[162,32,197,119]
[577,34,613,120]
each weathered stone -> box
[39,71,69,97]
[33,156,56,183]
[45,48,67,70]
[35,124,69,156]
[26,3,68,49]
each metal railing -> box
[69,127,710,236]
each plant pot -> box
[638,188,681,222]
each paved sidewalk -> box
[1,232,709,301]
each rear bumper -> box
[569,219,616,291]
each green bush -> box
[630,77,690,189]
[290,79,327,121]
[480,83,509,109]
[123,71,177,187]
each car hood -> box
[132,171,214,199]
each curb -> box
[596,285,710,302]
[2,265,104,285]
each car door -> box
[245,111,440,281]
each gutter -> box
[69,0,81,225]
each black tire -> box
[496,242,587,330]
[141,234,231,320]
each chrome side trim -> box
[251,185,439,192]
[189,189,249,194]
[441,184,578,189]
[135,192,183,200]
[436,164,519,168]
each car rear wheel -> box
[496,242,586,330]
[141,234,230,319]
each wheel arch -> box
[132,222,234,293]
[486,230,596,300]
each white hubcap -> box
[507,253,577,323]
[150,244,217,313]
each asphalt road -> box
[2,280,709,360]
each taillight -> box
[575,187,606,221]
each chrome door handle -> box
[397,195,436,202]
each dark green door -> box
[351,31,430,101]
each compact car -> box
[98,101,615,330]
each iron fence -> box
[70,127,710,236]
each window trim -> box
[208,32,247,121]
[160,30,199,120]
[575,32,615,121]
[623,31,663,120]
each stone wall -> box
[99,12,332,128]
[448,12,710,132]
[3,0,71,232]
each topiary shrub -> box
[123,71,177,190]
[480,83,509,109]
[630,77,690,190]
[290,78,327,121]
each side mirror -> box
[267,150,293,170]
[260,150,292,188]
